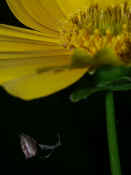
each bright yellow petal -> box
[0,24,68,54]
[2,68,87,100]
[57,0,89,15]
[5,0,66,34]
[0,24,59,39]
[57,0,131,15]
[0,55,71,84]
[0,24,71,84]
[6,0,131,36]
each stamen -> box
[60,2,131,66]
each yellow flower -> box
[0,0,131,100]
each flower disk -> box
[60,1,131,67]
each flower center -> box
[60,2,131,65]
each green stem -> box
[105,92,122,175]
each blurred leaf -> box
[71,66,131,102]
[71,48,93,68]
[71,47,122,70]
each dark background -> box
[0,0,131,174]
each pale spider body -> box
[20,133,61,159]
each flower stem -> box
[105,92,122,175]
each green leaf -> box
[71,66,131,102]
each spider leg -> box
[38,133,61,158]
[39,133,61,150]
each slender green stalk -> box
[105,92,122,175]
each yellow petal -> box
[0,24,67,54]
[2,68,87,100]
[5,0,66,34]
[0,55,71,84]
[0,24,60,42]
[0,24,71,84]
[6,0,131,36]
[57,0,131,15]
[0,24,59,39]
[57,0,89,15]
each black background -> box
[0,0,131,174]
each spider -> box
[20,133,61,159]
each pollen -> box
[60,2,131,66]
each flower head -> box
[0,0,131,100]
